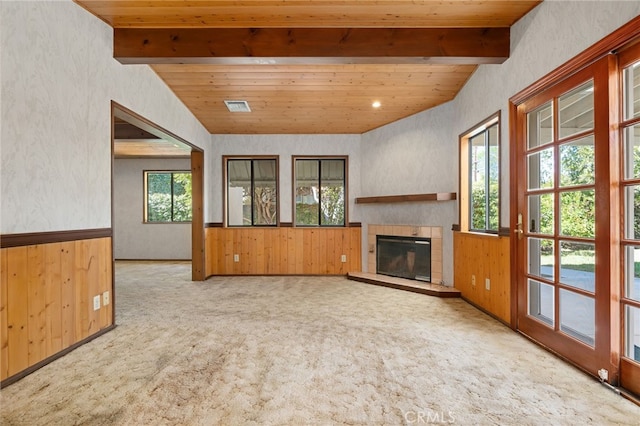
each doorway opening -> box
[111,102,205,285]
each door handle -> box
[515,213,524,240]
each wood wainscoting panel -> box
[0,236,113,383]
[453,232,511,324]
[205,227,361,276]
[4,246,29,377]
[1,249,8,378]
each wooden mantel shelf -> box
[355,192,456,204]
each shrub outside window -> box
[470,122,500,232]
[144,171,192,223]
[459,112,500,233]
[226,158,278,226]
[294,157,346,226]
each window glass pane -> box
[624,185,640,240]
[558,81,594,140]
[560,135,594,187]
[320,159,345,226]
[559,289,595,346]
[147,172,172,222]
[560,189,595,238]
[624,61,640,121]
[252,160,277,225]
[470,132,487,230]
[487,124,499,231]
[625,305,640,362]
[559,241,594,293]
[528,279,554,327]
[172,172,192,222]
[625,246,640,303]
[623,123,640,179]
[228,160,252,226]
[296,160,319,226]
[527,148,554,190]
[527,102,553,149]
[528,193,554,235]
[528,237,554,280]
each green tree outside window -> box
[146,171,192,222]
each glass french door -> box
[516,56,614,376]
[619,43,640,396]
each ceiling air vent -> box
[224,100,251,113]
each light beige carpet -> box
[1,261,639,425]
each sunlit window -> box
[144,171,192,223]
[294,157,347,226]
[226,157,278,226]
[459,113,500,233]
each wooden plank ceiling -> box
[76,1,542,135]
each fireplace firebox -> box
[376,235,431,282]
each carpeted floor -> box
[1,261,639,425]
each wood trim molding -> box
[510,15,640,105]
[115,258,191,262]
[0,325,116,388]
[461,296,511,328]
[191,150,205,281]
[1,228,112,248]
[498,227,511,237]
[209,222,358,228]
[111,101,202,153]
[508,100,520,331]
[355,192,456,204]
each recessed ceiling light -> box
[372,101,381,108]
[224,100,251,112]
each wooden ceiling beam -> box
[114,122,160,140]
[114,27,509,65]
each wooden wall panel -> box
[0,237,113,383]
[453,232,511,324]
[44,244,63,358]
[27,245,47,366]
[1,249,9,379]
[204,227,361,276]
[60,242,76,349]
[6,247,30,377]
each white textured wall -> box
[114,158,191,260]
[209,134,362,224]
[359,102,457,284]
[0,1,210,234]
[358,1,640,284]
[454,0,640,225]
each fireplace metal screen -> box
[376,235,431,282]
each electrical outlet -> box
[93,295,101,311]
[102,291,110,306]
[341,254,347,263]
[471,275,476,286]
[485,278,491,290]
[233,254,240,262]
[598,369,609,382]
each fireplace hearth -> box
[376,235,431,282]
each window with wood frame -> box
[225,157,278,226]
[459,112,500,233]
[144,171,192,223]
[294,157,347,227]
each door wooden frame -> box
[510,17,640,331]
[508,17,640,395]
[110,102,206,281]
